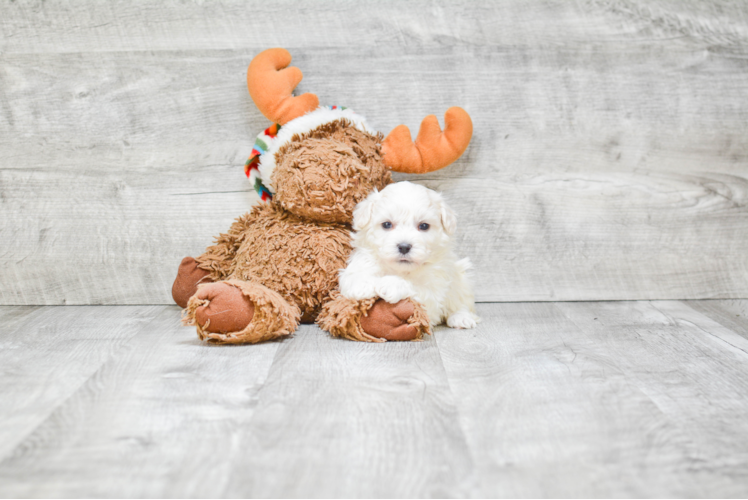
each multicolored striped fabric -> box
[244,106,348,202]
[244,123,280,202]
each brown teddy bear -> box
[172,48,472,344]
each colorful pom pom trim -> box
[244,123,280,202]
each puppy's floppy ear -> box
[439,199,457,236]
[428,189,457,236]
[353,190,381,231]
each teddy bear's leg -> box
[172,257,214,308]
[183,280,300,344]
[172,213,256,308]
[317,293,430,342]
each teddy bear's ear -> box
[382,107,473,174]
[352,190,381,232]
[247,48,319,125]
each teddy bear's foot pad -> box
[184,280,300,344]
[361,300,420,341]
[192,282,255,334]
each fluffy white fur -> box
[340,181,480,329]
[259,107,374,193]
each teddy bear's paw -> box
[360,299,420,341]
[446,310,480,329]
[193,282,255,334]
[172,257,213,308]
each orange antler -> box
[247,48,319,125]
[382,107,473,174]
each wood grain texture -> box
[220,325,473,498]
[557,300,748,496]
[2,301,748,497]
[2,0,747,54]
[0,305,164,461]
[435,301,748,497]
[0,307,473,497]
[1,1,747,304]
[685,299,748,341]
[0,305,282,498]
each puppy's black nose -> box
[397,243,412,255]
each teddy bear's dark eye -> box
[418,222,430,231]
[382,221,393,229]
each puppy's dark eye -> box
[382,221,393,229]
[418,222,430,231]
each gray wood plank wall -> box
[1,0,747,305]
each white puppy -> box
[339,181,480,329]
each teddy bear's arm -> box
[317,292,430,342]
[194,212,253,281]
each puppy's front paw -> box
[375,276,416,304]
[447,310,480,329]
[342,282,378,301]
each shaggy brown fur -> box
[195,202,351,321]
[273,119,391,224]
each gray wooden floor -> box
[1,301,747,498]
